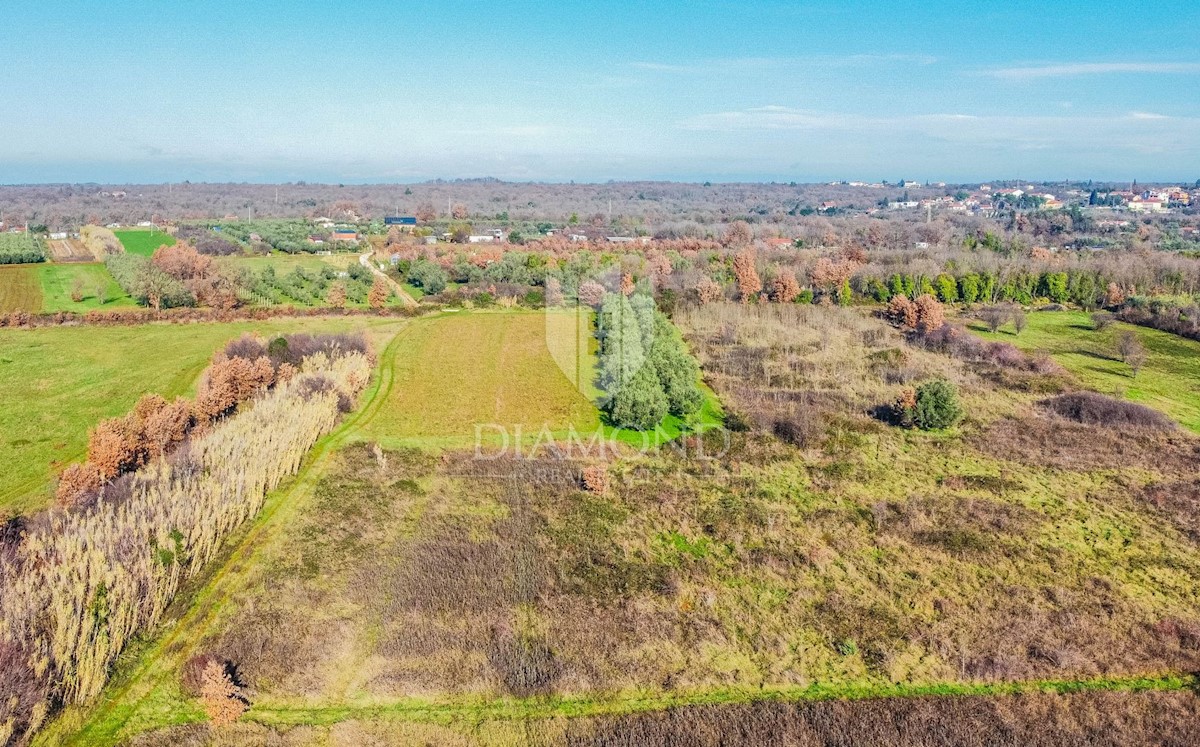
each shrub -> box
[1039,392,1174,430]
[886,295,918,330]
[198,659,247,726]
[55,463,103,508]
[694,276,724,304]
[914,294,945,332]
[581,465,609,495]
[897,380,962,430]
[1116,330,1147,377]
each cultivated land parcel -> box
[14,303,1200,746]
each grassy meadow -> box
[41,304,1200,746]
[0,316,410,514]
[114,228,176,256]
[970,309,1200,432]
[357,310,603,447]
[37,263,134,311]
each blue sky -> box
[1,0,1198,183]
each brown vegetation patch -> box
[562,690,1200,747]
[1139,479,1200,543]
[1040,392,1175,431]
[972,414,1200,473]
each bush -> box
[1039,392,1174,430]
[897,379,962,430]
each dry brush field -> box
[49,304,1200,746]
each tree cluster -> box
[596,292,704,430]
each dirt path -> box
[360,250,418,307]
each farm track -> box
[359,250,418,307]
[51,323,416,747]
[241,672,1197,728]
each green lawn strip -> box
[114,229,176,257]
[36,263,133,312]
[969,309,1200,432]
[34,321,413,747]
[239,672,1196,728]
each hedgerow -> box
[596,291,703,430]
[0,346,372,743]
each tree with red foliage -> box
[87,415,144,480]
[770,268,801,303]
[620,273,635,296]
[368,277,390,309]
[56,462,103,507]
[732,247,762,302]
[198,659,247,726]
[914,294,946,332]
[151,242,212,281]
[886,295,919,330]
[415,203,437,222]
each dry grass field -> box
[50,304,1200,746]
[0,264,42,312]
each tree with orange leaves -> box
[368,276,391,308]
[732,247,762,302]
[770,268,800,303]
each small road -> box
[360,251,418,307]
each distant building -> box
[307,235,325,245]
[1128,196,1167,213]
[569,233,588,242]
[467,235,495,243]
[384,216,418,226]
[331,229,359,242]
[49,232,67,240]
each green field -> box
[0,316,410,514]
[0,264,42,312]
[114,229,176,257]
[37,263,134,312]
[357,310,603,446]
[971,309,1200,432]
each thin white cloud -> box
[630,54,937,75]
[986,62,1200,80]
[678,105,1199,156]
